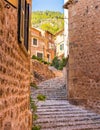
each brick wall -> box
[0,0,32,130]
[67,0,100,113]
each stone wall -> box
[31,60,55,84]
[67,0,100,113]
[0,0,32,130]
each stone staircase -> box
[31,77,100,130]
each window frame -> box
[18,0,30,52]
[32,38,38,46]
[47,53,51,62]
[60,44,64,51]
[36,51,43,59]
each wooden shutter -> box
[18,0,25,43]
[18,0,30,51]
[24,2,30,51]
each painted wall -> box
[55,30,64,58]
[64,0,69,57]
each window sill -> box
[32,44,38,47]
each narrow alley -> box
[31,77,100,130]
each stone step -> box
[33,98,67,101]
[31,77,100,130]
[32,92,66,95]
[37,112,99,119]
[32,91,67,94]
[32,94,67,97]
[37,120,100,129]
[37,106,88,110]
[32,93,67,96]
[35,116,100,124]
[36,100,70,105]
[37,107,87,112]
[42,125,100,130]
[37,106,76,109]
[36,115,100,123]
[37,108,93,113]
[36,110,98,115]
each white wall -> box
[55,31,64,57]
[64,0,69,57]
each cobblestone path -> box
[31,77,100,130]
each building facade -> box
[0,0,32,130]
[64,0,69,57]
[31,28,45,59]
[31,28,55,62]
[64,0,100,113]
[54,30,64,59]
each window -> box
[18,0,30,51]
[47,54,50,58]
[60,44,64,50]
[33,38,37,46]
[37,52,43,59]
[47,54,50,62]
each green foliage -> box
[32,55,37,59]
[41,60,50,65]
[32,125,41,130]
[30,83,38,89]
[30,98,37,112]
[32,55,50,65]
[37,94,46,101]
[33,114,38,121]
[58,57,68,70]
[31,11,64,35]
[51,56,60,69]
[30,94,46,130]
[32,55,42,61]
[30,84,47,130]
[51,56,68,70]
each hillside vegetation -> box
[31,11,64,35]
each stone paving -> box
[31,77,100,130]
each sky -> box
[32,0,64,13]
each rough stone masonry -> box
[65,0,100,113]
[0,0,32,130]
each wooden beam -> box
[5,0,18,8]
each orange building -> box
[31,28,55,62]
